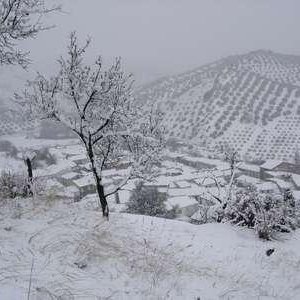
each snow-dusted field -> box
[0,196,300,300]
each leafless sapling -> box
[17,32,165,217]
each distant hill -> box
[136,50,300,162]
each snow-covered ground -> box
[0,196,300,300]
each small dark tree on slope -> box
[126,182,174,218]
[17,32,164,217]
[0,0,60,67]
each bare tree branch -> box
[0,0,61,67]
[17,32,164,217]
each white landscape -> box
[1,1,300,299]
[1,197,300,300]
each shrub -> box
[0,140,18,157]
[32,148,56,168]
[0,169,43,200]
[126,182,175,218]
[225,187,298,240]
[0,171,29,199]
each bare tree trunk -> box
[25,157,33,196]
[93,168,109,218]
[115,192,120,204]
[86,136,109,217]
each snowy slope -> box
[0,196,300,299]
[136,50,300,162]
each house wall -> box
[239,168,260,179]
[261,162,300,180]
[79,184,96,198]
[274,163,300,174]
[175,157,215,170]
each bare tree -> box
[196,150,239,223]
[22,150,37,196]
[17,32,164,217]
[0,0,60,67]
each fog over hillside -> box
[2,0,300,86]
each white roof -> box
[71,154,87,161]
[102,168,129,177]
[151,176,173,186]
[292,174,300,187]
[257,182,279,192]
[74,174,95,187]
[166,196,198,209]
[157,187,169,193]
[293,190,300,200]
[61,172,79,180]
[270,178,292,190]
[168,185,200,197]
[46,179,64,189]
[260,160,282,170]
[62,145,83,155]
[238,162,260,173]
[175,181,191,188]
[236,175,260,185]
[59,186,80,198]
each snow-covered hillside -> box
[0,196,300,300]
[136,50,300,162]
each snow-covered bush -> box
[0,171,28,199]
[0,140,18,157]
[32,148,56,168]
[191,196,223,224]
[225,187,298,240]
[0,170,43,199]
[126,182,175,218]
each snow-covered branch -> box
[0,0,61,67]
[17,32,165,217]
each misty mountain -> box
[136,50,300,162]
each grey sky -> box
[14,0,300,84]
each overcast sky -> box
[11,0,300,85]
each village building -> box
[56,185,81,202]
[257,181,280,194]
[166,196,198,217]
[172,155,218,170]
[293,191,300,202]
[260,160,300,180]
[237,162,261,179]
[73,173,96,198]
[291,174,300,190]
[70,154,89,166]
[236,175,261,188]
[269,178,293,193]
[59,171,82,186]
[175,180,192,188]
